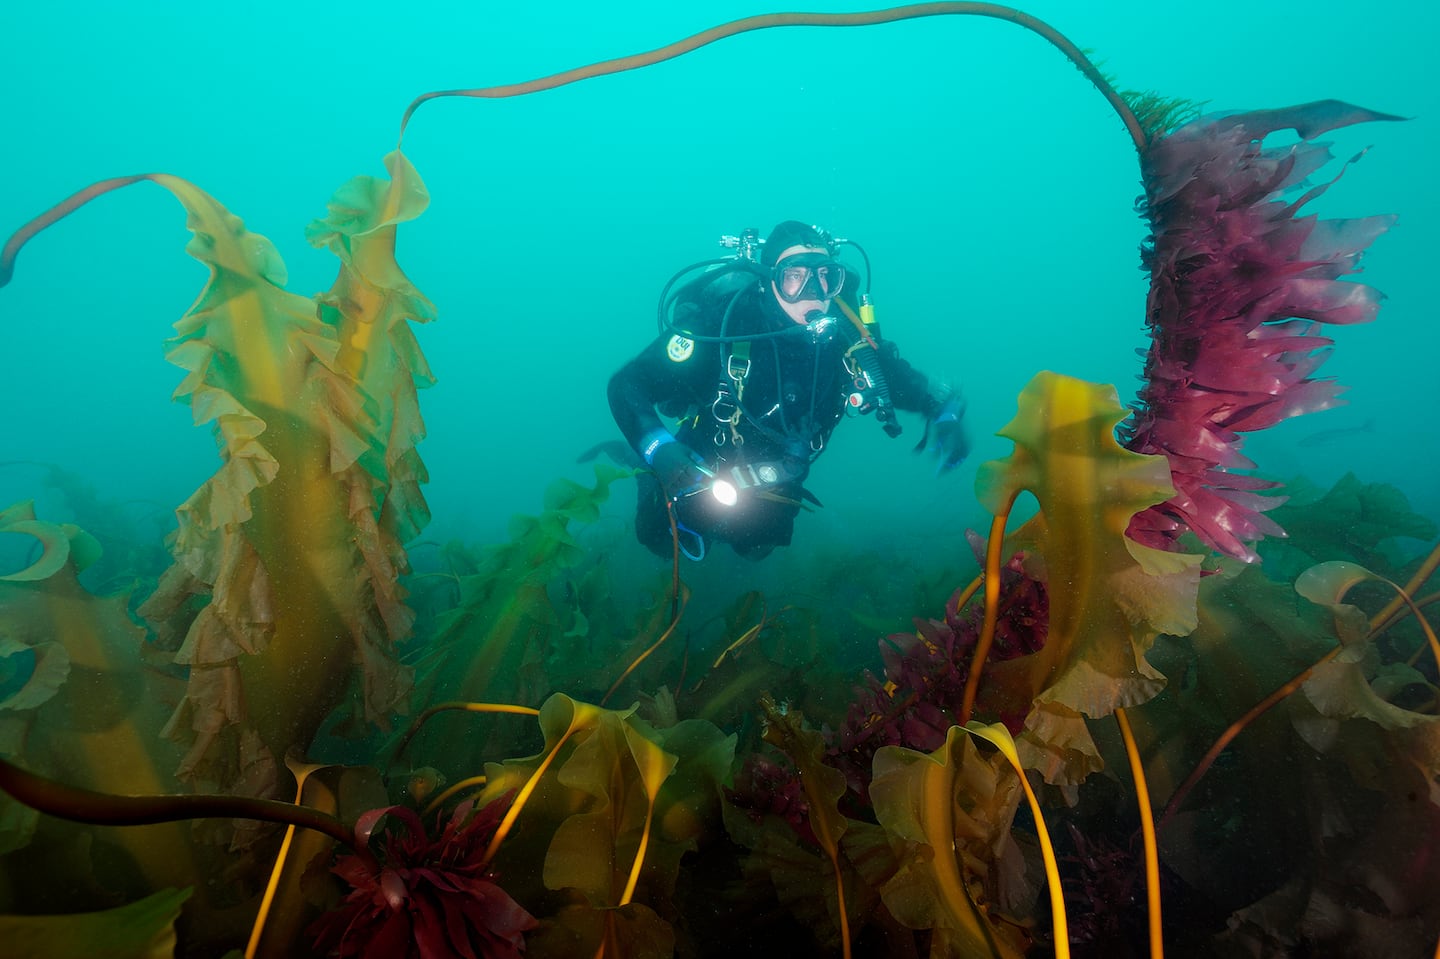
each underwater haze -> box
[2,1,1435,554]
[3,2,1440,957]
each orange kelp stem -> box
[602,586,691,706]
[960,500,1018,725]
[1115,707,1163,958]
[397,4,1146,155]
[394,700,542,759]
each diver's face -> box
[770,243,834,325]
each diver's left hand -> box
[925,393,970,474]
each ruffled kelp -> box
[1,4,1434,958]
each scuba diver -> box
[608,220,968,561]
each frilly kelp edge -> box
[2,5,1437,959]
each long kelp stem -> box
[603,586,691,706]
[397,4,1145,155]
[0,755,352,846]
[960,500,1018,725]
[1371,541,1440,629]
[1115,707,1163,958]
[422,775,490,818]
[394,701,542,760]
[0,174,153,287]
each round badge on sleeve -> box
[666,335,695,362]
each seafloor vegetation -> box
[2,6,1436,958]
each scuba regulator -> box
[701,225,903,439]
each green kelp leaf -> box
[544,706,638,905]
[975,372,1202,783]
[0,787,40,856]
[0,502,38,527]
[473,695,728,953]
[647,718,735,843]
[1295,560,1383,645]
[478,696,625,892]
[538,707,681,908]
[0,887,191,959]
[305,150,431,253]
[528,901,675,959]
[414,467,641,765]
[1268,473,1437,571]
[869,725,1029,959]
[1301,644,1432,732]
[0,636,69,712]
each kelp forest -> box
[1,5,1437,958]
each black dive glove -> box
[650,440,709,501]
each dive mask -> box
[772,252,846,304]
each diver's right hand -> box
[650,441,709,500]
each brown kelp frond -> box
[975,372,1202,784]
[392,700,542,762]
[759,697,855,959]
[964,720,1070,958]
[398,5,1145,154]
[78,157,433,796]
[245,756,388,959]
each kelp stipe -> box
[0,4,1425,956]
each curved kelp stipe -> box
[2,158,434,804]
[395,9,1401,568]
[396,4,1147,153]
[0,754,351,845]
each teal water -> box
[1,6,1438,955]
[2,1,1433,557]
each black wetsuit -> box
[608,269,941,558]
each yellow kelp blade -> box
[870,725,1030,959]
[975,372,1202,783]
[107,159,434,793]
